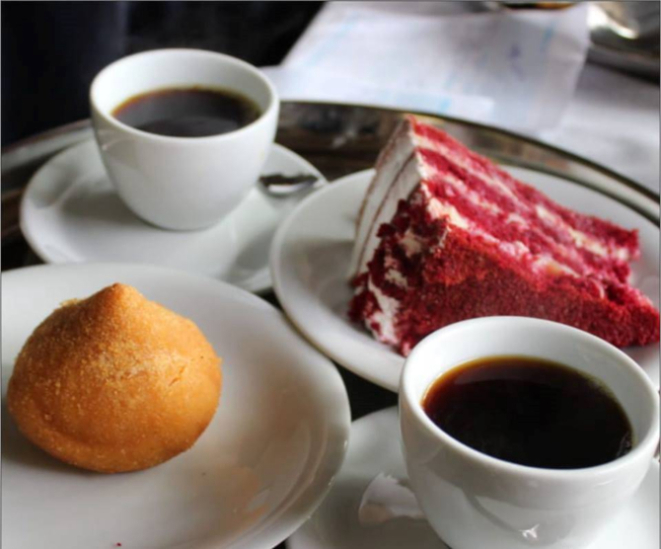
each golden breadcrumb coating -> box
[7,283,222,473]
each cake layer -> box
[418,146,635,284]
[352,117,637,286]
[349,117,659,354]
[349,122,417,277]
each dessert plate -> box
[2,263,350,549]
[271,169,660,392]
[20,139,326,294]
[287,408,660,549]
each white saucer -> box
[271,169,660,392]
[2,263,350,549]
[20,139,326,294]
[288,408,660,549]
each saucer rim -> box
[19,139,325,294]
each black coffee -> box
[112,87,260,137]
[422,356,632,469]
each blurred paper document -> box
[270,2,589,131]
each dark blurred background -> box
[1,1,322,146]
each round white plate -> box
[20,139,326,294]
[271,168,660,392]
[288,408,660,549]
[2,263,350,549]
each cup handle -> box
[255,172,325,211]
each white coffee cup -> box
[400,317,659,549]
[90,49,278,230]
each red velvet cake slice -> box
[349,116,659,356]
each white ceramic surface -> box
[21,138,325,294]
[400,317,660,549]
[270,168,660,392]
[90,49,279,230]
[288,408,660,549]
[1,263,350,549]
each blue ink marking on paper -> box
[539,21,557,53]
[437,97,452,114]
[303,15,359,69]
[509,43,521,60]
[509,42,525,80]
[442,69,458,92]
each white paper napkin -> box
[269,2,589,132]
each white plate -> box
[20,139,326,294]
[288,408,660,549]
[1,263,350,549]
[271,168,660,392]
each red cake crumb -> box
[349,117,659,355]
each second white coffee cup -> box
[400,317,659,549]
[90,49,278,231]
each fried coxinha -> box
[8,284,222,473]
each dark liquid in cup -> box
[112,87,261,137]
[422,356,632,469]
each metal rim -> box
[3,101,657,201]
[1,118,91,156]
[302,100,659,203]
